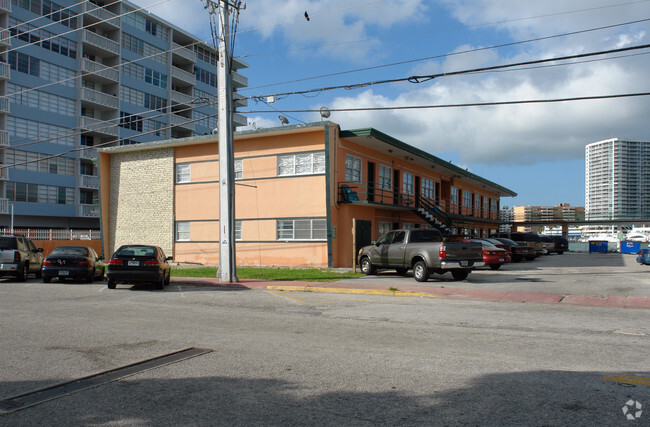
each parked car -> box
[0,235,44,281]
[492,232,544,257]
[551,236,569,254]
[540,235,555,255]
[491,237,536,262]
[357,228,484,282]
[637,248,650,265]
[41,246,105,283]
[472,239,511,270]
[106,245,172,290]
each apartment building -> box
[99,122,516,268]
[586,138,650,220]
[0,0,247,229]
[507,203,585,232]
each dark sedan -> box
[106,245,172,290]
[492,237,536,262]
[42,246,105,283]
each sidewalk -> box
[171,253,650,310]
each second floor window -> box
[176,164,191,183]
[278,152,325,176]
[402,172,414,195]
[345,155,361,183]
[378,165,392,190]
[422,178,435,200]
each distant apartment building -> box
[586,138,650,220]
[0,0,247,230]
[513,204,585,223]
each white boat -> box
[587,234,620,243]
[626,227,650,242]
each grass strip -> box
[171,266,363,282]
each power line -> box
[247,43,650,101]
[244,91,650,114]
[241,17,650,93]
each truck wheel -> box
[452,269,470,281]
[360,257,376,275]
[413,260,429,282]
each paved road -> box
[0,256,648,425]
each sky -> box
[132,0,650,207]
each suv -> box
[0,235,44,281]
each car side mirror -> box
[372,241,377,245]
[166,256,173,261]
[37,248,44,253]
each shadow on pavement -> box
[1,370,647,425]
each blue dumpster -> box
[589,240,608,253]
[620,241,641,254]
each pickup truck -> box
[357,228,484,282]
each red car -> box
[472,239,511,270]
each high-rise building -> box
[585,138,650,220]
[0,0,247,229]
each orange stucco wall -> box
[174,128,330,267]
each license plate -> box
[499,258,504,262]
[128,261,140,267]
[459,261,469,267]
[60,270,69,276]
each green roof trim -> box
[340,127,517,197]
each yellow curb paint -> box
[602,375,650,386]
[266,285,442,299]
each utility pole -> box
[203,0,238,282]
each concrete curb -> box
[171,277,650,309]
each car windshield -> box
[50,247,89,257]
[497,238,517,246]
[116,246,156,257]
[476,240,497,248]
[0,237,17,250]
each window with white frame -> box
[234,159,243,179]
[475,195,481,211]
[451,187,459,205]
[402,172,414,195]
[378,222,392,237]
[463,190,472,207]
[278,152,325,176]
[176,164,191,183]
[491,199,498,213]
[235,220,242,241]
[276,219,327,240]
[176,221,190,241]
[422,178,435,200]
[378,165,392,190]
[345,154,362,183]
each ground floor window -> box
[176,221,190,241]
[277,218,327,240]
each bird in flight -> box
[304,11,310,21]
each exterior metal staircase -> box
[414,196,453,233]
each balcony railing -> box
[80,87,119,110]
[338,183,500,222]
[0,29,11,47]
[0,0,11,13]
[171,90,193,106]
[0,198,8,214]
[170,114,195,131]
[0,62,10,80]
[81,1,119,28]
[0,166,8,180]
[79,146,98,160]
[232,71,248,89]
[172,42,197,63]
[78,204,100,218]
[80,116,119,137]
[0,130,9,146]
[0,97,9,114]
[78,174,99,190]
[171,66,195,87]
[81,58,119,83]
[81,29,119,56]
